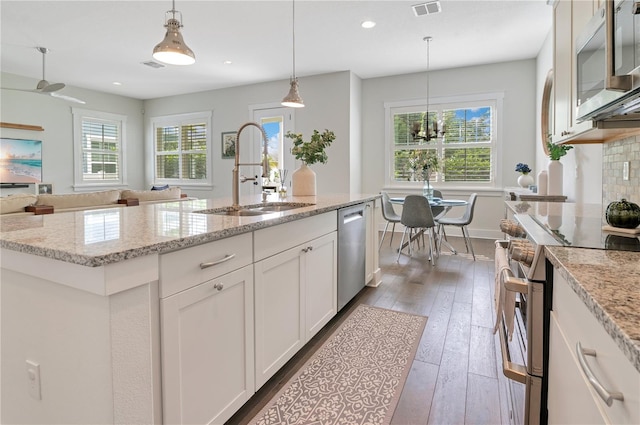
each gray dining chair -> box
[431,189,446,220]
[437,192,478,260]
[380,192,401,249]
[397,195,437,265]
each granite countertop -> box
[545,246,640,373]
[0,193,379,268]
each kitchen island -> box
[0,193,380,424]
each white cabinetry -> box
[254,212,337,389]
[365,199,381,286]
[160,234,254,425]
[548,268,640,424]
[552,0,597,145]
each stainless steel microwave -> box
[576,0,640,122]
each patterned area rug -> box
[249,305,427,425]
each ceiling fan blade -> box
[0,87,38,93]
[50,92,86,104]
[41,82,65,93]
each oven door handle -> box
[498,321,527,384]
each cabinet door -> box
[364,200,380,286]
[548,312,608,424]
[161,265,254,425]
[254,246,305,389]
[304,232,337,340]
[553,0,572,141]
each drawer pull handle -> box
[213,283,224,291]
[301,246,314,253]
[576,342,624,406]
[200,254,236,269]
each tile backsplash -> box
[602,134,640,207]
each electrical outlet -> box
[623,161,630,181]
[26,360,41,400]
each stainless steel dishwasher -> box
[337,204,366,311]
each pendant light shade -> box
[282,78,305,108]
[282,0,304,108]
[153,1,195,66]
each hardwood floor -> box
[227,234,506,425]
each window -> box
[73,108,127,188]
[386,94,501,188]
[152,112,212,186]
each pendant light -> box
[153,0,196,66]
[412,36,444,141]
[282,0,305,108]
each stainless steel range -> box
[498,201,640,425]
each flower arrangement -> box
[286,129,335,165]
[546,141,573,161]
[407,150,439,181]
[515,163,532,175]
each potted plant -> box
[285,129,335,196]
[546,141,573,195]
[515,162,533,188]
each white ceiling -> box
[0,0,553,100]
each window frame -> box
[384,92,503,190]
[72,108,127,190]
[151,111,213,188]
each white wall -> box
[534,32,603,204]
[361,59,539,239]
[0,72,145,195]
[143,71,360,200]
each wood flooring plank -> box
[471,286,494,328]
[427,347,469,425]
[415,290,454,365]
[442,301,472,355]
[465,373,502,425]
[468,325,498,379]
[391,361,439,425]
[455,277,474,304]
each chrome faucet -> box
[233,122,270,208]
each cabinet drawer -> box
[254,211,337,261]
[552,271,640,424]
[159,233,253,298]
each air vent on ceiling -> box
[412,1,442,16]
[142,61,165,69]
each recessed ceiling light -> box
[223,60,233,65]
[112,82,122,86]
[361,20,376,29]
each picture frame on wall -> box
[37,183,53,195]
[221,132,237,159]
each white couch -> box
[1,187,192,216]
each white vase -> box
[517,173,534,188]
[537,170,548,195]
[547,160,563,196]
[292,163,316,196]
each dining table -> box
[389,195,468,256]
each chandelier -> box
[411,36,445,142]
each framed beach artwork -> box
[221,132,237,159]
[0,137,42,184]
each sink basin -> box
[194,202,315,217]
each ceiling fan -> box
[1,47,85,104]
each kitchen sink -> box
[194,202,315,217]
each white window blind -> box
[72,108,127,189]
[152,112,212,186]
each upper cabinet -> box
[551,0,640,144]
